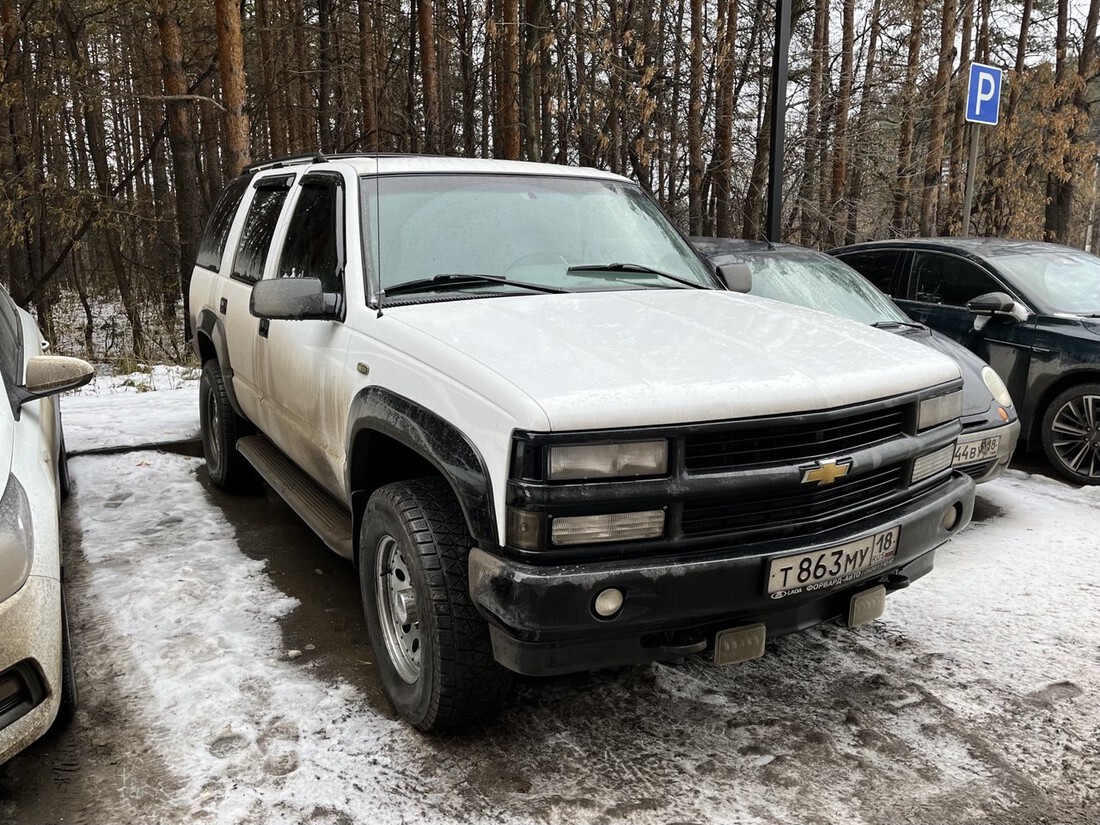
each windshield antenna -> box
[374,159,384,318]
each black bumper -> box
[469,473,974,676]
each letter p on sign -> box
[966,63,1002,126]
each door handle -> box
[259,318,270,338]
[219,297,228,314]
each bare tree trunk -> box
[215,0,250,177]
[417,0,440,152]
[687,0,703,234]
[845,0,882,243]
[713,0,738,236]
[828,0,855,246]
[892,0,926,234]
[943,0,973,234]
[500,0,521,158]
[918,0,958,236]
[798,0,827,245]
[157,0,203,341]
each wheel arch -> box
[1027,370,1100,448]
[194,309,246,418]
[346,388,497,565]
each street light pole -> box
[765,0,792,243]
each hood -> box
[390,290,962,431]
[888,326,997,417]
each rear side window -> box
[837,250,903,296]
[232,179,292,284]
[196,176,250,272]
[277,181,341,293]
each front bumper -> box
[953,418,1020,483]
[470,473,974,676]
[0,575,62,765]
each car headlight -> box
[981,366,1014,408]
[0,475,34,603]
[918,390,963,430]
[548,440,669,481]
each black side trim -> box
[194,309,246,418]
[346,387,497,546]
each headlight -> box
[548,440,668,481]
[981,366,1014,407]
[918,390,963,430]
[0,475,34,603]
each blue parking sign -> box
[966,63,1002,125]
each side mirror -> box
[250,277,337,321]
[716,262,752,294]
[967,291,1029,329]
[16,356,94,405]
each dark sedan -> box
[831,238,1100,484]
[693,237,1020,483]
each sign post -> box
[961,62,1002,236]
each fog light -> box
[912,444,954,483]
[594,588,624,617]
[942,503,961,532]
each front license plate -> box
[953,436,1000,466]
[766,526,900,595]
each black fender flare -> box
[346,387,498,548]
[194,309,246,418]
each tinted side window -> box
[232,182,291,284]
[277,183,341,293]
[837,250,903,296]
[196,176,250,272]
[913,252,1002,306]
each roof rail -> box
[243,151,327,174]
[242,151,437,175]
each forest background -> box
[0,0,1098,363]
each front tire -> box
[360,479,511,732]
[1041,383,1100,485]
[199,360,259,492]
[51,588,78,732]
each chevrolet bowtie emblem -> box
[801,458,853,485]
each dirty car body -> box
[190,155,975,730]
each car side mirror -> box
[16,356,94,406]
[967,291,1029,330]
[716,263,752,294]
[250,277,338,321]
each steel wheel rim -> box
[205,386,222,468]
[375,534,421,683]
[1051,394,1100,479]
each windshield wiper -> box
[871,320,926,331]
[384,273,565,297]
[567,262,707,289]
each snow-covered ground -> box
[63,364,200,453]
[3,382,1097,824]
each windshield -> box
[991,249,1100,314]
[360,174,715,299]
[726,247,911,325]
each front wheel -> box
[1041,383,1100,485]
[360,479,511,731]
[198,360,260,492]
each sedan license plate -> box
[767,526,900,595]
[953,436,1000,466]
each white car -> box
[0,285,92,764]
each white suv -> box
[190,155,975,731]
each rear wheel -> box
[1041,383,1100,485]
[199,360,260,492]
[360,478,511,731]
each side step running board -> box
[237,435,355,560]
